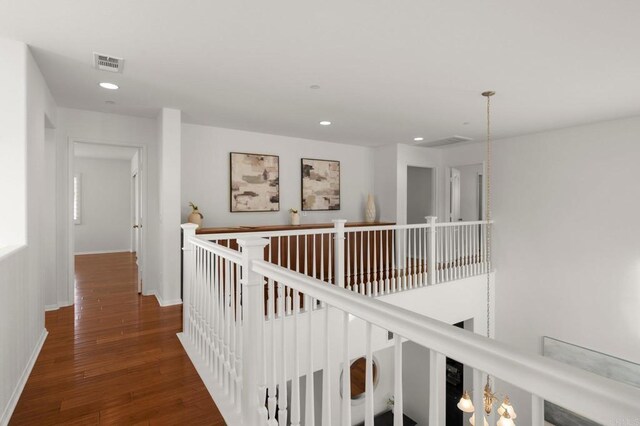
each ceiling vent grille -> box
[93,53,124,73]
[416,135,473,148]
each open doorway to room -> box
[72,142,144,294]
[406,166,435,224]
[448,163,484,222]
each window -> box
[73,173,82,225]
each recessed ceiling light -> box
[99,82,119,90]
[414,137,424,141]
[463,122,470,125]
[310,85,321,89]
[319,121,332,126]
[105,100,116,105]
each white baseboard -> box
[155,292,182,307]
[0,329,48,425]
[45,304,58,311]
[74,249,131,255]
[177,333,242,426]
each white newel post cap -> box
[181,223,199,232]
[237,237,270,249]
[332,219,347,227]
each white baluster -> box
[426,217,437,285]
[359,232,365,295]
[278,281,288,426]
[322,306,332,426]
[391,230,396,292]
[428,350,446,425]
[342,311,351,425]
[366,231,372,295]
[393,334,403,426]
[373,229,378,295]
[305,293,315,426]
[365,322,374,426]
[291,289,301,426]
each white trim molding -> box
[0,329,48,425]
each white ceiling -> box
[74,142,137,161]
[2,1,640,147]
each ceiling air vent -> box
[416,135,473,148]
[93,52,124,73]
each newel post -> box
[181,223,198,337]
[425,216,437,285]
[238,237,270,426]
[333,219,347,288]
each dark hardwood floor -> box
[10,252,225,425]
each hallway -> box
[10,252,224,425]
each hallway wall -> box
[74,157,132,254]
[0,40,56,425]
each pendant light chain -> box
[483,91,495,392]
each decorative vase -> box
[365,194,376,223]
[188,211,203,227]
[290,212,300,226]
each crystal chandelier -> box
[456,91,517,426]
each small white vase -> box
[188,212,203,227]
[291,212,300,226]
[365,194,376,223]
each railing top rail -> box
[190,236,243,264]
[435,220,493,227]
[196,220,493,242]
[197,227,337,241]
[251,259,640,424]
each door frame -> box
[67,137,149,302]
[444,162,487,223]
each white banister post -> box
[333,219,347,288]
[425,217,437,285]
[238,237,270,426]
[181,223,198,337]
[532,394,545,426]
[473,369,485,426]
[428,350,446,426]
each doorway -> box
[406,166,435,224]
[448,163,484,222]
[70,141,145,299]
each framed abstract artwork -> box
[230,152,280,212]
[301,158,340,211]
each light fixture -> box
[497,411,515,426]
[497,397,517,419]
[319,121,332,126]
[413,137,424,141]
[469,413,489,426]
[457,91,517,426]
[457,391,475,413]
[99,82,119,90]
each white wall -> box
[181,124,375,227]
[0,40,56,424]
[55,108,160,302]
[74,157,132,254]
[158,108,182,305]
[443,116,640,421]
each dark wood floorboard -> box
[10,252,225,425]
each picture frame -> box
[230,152,280,212]
[301,158,341,211]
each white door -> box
[132,171,143,292]
[450,168,461,222]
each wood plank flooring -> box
[10,252,225,425]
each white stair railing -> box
[249,256,640,426]
[180,226,640,426]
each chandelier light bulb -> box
[497,396,517,419]
[497,411,516,426]
[457,390,475,413]
[469,413,489,426]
